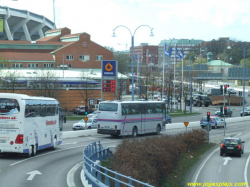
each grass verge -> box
[162,143,216,187]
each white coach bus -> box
[97,100,167,137]
[0,93,65,157]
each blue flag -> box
[175,48,181,60]
[164,44,172,57]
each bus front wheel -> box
[132,127,138,137]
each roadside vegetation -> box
[101,129,215,187]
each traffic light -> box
[224,85,227,94]
[220,85,223,94]
[220,106,223,114]
[207,112,210,122]
[224,107,227,114]
[85,106,88,115]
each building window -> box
[66,55,74,60]
[0,63,7,68]
[28,63,39,68]
[95,55,103,61]
[79,55,90,61]
[12,63,23,68]
[44,64,54,68]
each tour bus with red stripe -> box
[97,100,166,137]
[0,93,64,157]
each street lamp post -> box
[112,25,154,101]
[189,54,196,113]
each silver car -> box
[72,118,98,130]
[87,111,98,118]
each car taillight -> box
[220,143,224,148]
[238,145,241,149]
[15,134,24,144]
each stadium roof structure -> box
[0,6,55,41]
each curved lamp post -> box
[227,41,249,117]
[112,25,154,101]
[189,54,196,113]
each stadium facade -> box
[0,6,55,41]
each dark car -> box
[220,137,245,157]
[166,114,171,124]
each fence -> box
[83,141,155,187]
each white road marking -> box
[61,142,78,145]
[67,162,83,187]
[244,154,250,187]
[192,147,219,186]
[223,157,232,165]
[26,170,42,180]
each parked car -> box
[200,115,226,129]
[87,110,99,118]
[227,88,236,94]
[220,137,245,157]
[215,107,233,117]
[73,105,85,114]
[166,114,172,124]
[72,117,98,130]
[240,107,250,116]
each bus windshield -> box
[0,98,20,114]
[99,103,118,111]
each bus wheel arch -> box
[132,126,138,137]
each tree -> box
[29,70,61,98]
[77,72,96,108]
[114,52,131,74]
[239,58,250,68]
[0,70,23,93]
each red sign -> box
[102,80,116,92]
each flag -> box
[164,44,172,57]
[180,47,185,59]
[175,48,181,60]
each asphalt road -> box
[1,118,250,187]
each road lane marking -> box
[192,147,219,186]
[244,154,250,187]
[26,170,42,180]
[192,133,242,186]
[223,157,232,165]
[67,162,83,187]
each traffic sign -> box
[184,122,189,127]
[83,117,88,123]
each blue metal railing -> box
[83,141,154,187]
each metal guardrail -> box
[83,141,154,187]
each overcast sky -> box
[2,0,250,51]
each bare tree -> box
[77,72,96,108]
[29,70,61,98]
[0,70,23,93]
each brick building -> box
[0,28,128,110]
[0,27,113,69]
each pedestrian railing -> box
[83,141,154,187]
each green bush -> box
[110,129,207,186]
